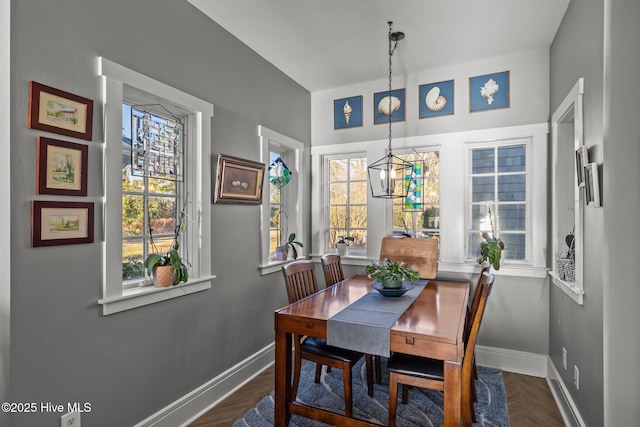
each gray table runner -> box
[326,280,427,357]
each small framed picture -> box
[584,163,600,207]
[214,154,266,204]
[31,201,94,247]
[37,137,88,196]
[419,80,454,118]
[575,145,589,187]
[334,95,363,129]
[469,71,510,112]
[28,81,94,141]
[374,88,405,124]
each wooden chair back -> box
[466,261,491,339]
[282,260,319,304]
[462,271,495,390]
[379,236,439,279]
[320,254,345,286]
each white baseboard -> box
[134,343,275,427]
[546,357,586,427]
[475,345,548,377]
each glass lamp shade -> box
[368,153,414,198]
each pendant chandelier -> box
[367,21,413,199]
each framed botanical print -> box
[37,137,88,196]
[584,162,600,207]
[31,201,94,247]
[29,81,94,141]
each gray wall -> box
[549,0,605,425]
[9,1,310,426]
[603,0,640,425]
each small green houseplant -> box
[144,196,190,286]
[279,232,303,260]
[366,258,419,288]
[477,208,505,271]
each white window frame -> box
[98,57,215,315]
[550,78,585,304]
[311,123,548,277]
[465,138,532,264]
[258,126,305,275]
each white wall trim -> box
[134,343,274,427]
[547,357,586,427]
[475,345,548,377]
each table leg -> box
[274,328,292,427]
[443,360,462,427]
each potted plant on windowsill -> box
[144,195,190,287]
[556,229,575,282]
[477,208,505,271]
[335,235,354,257]
[276,232,304,261]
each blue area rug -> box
[233,357,510,426]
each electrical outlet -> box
[61,411,81,427]
[574,365,580,390]
[562,347,567,370]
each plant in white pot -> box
[276,232,303,261]
[144,195,190,287]
[335,235,354,257]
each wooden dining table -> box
[274,274,470,427]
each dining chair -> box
[320,253,345,286]
[468,261,491,404]
[281,260,374,417]
[387,271,495,427]
[320,253,383,385]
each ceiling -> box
[189,0,570,92]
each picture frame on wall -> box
[584,162,600,207]
[37,137,88,196]
[469,71,510,112]
[213,154,266,205]
[334,95,363,129]
[419,80,454,118]
[28,81,94,141]
[374,88,405,124]
[575,145,589,187]
[31,201,94,247]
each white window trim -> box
[550,78,585,304]
[311,123,549,278]
[258,126,305,275]
[98,57,215,315]
[464,138,533,263]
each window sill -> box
[98,275,216,315]
[549,271,584,305]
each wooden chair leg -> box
[401,384,409,404]
[462,375,475,427]
[375,355,382,384]
[314,363,322,383]
[342,363,353,418]
[388,372,399,427]
[365,354,374,396]
[471,358,478,402]
[292,338,302,401]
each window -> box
[392,150,440,238]
[327,155,367,256]
[467,141,528,262]
[550,78,585,304]
[99,57,214,315]
[121,104,182,286]
[259,126,305,275]
[311,124,547,276]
